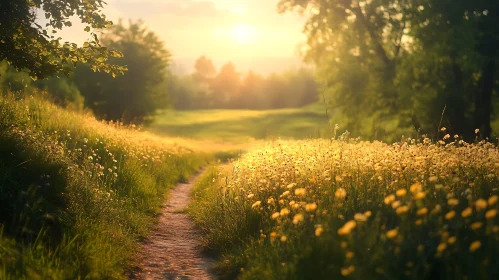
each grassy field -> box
[148,105,333,143]
[190,137,499,279]
[0,93,219,279]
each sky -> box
[49,0,308,75]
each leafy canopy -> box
[0,0,126,80]
[73,20,171,123]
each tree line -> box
[1,17,317,123]
[169,56,317,110]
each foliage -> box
[0,93,210,278]
[0,60,84,110]
[190,136,499,279]
[0,0,126,79]
[73,20,171,123]
[278,0,499,141]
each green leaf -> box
[84,26,91,32]
[83,42,89,48]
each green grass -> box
[189,138,499,280]
[148,105,333,143]
[0,92,212,279]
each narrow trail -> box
[129,170,214,280]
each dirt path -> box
[129,170,214,280]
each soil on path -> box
[129,170,214,280]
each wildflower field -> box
[190,135,499,279]
[0,93,214,279]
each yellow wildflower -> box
[448,236,456,244]
[338,220,357,236]
[341,265,355,276]
[386,228,398,239]
[292,213,304,224]
[295,188,306,196]
[429,176,438,182]
[414,191,426,200]
[445,210,456,220]
[335,188,347,199]
[488,195,498,206]
[305,203,318,212]
[269,232,277,238]
[354,213,368,222]
[447,198,459,206]
[475,199,488,211]
[461,207,472,218]
[251,201,261,208]
[396,205,409,215]
[271,212,280,219]
[437,243,447,252]
[469,241,481,252]
[410,182,422,193]
[280,235,287,242]
[346,251,354,259]
[384,194,395,205]
[315,226,323,237]
[280,208,290,216]
[417,208,428,216]
[391,201,401,209]
[471,222,483,230]
[396,188,407,197]
[486,209,497,219]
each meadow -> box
[2,92,499,280]
[148,104,332,143]
[0,93,221,279]
[189,134,499,279]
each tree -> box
[73,20,171,123]
[278,0,409,140]
[0,0,125,79]
[194,56,216,81]
[404,0,499,139]
[279,0,499,140]
[211,62,240,107]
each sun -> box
[231,23,257,44]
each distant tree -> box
[264,73,289,108]
[211,62,240,107]
[194,56,217,81]
[238,71,266,109]
[73,20,171,123]
[0,0,125,79]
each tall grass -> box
[190,135,499,279]
[0,92,211,279]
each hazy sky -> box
[51,0,308,74]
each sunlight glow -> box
[231,23,257,44]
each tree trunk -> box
[475,60,495,139]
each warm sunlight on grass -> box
[190,137,499,279]
[149,106,332,143]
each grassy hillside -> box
[0,93,213,279]
[148,105,333,143]
[190,138,499,279]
